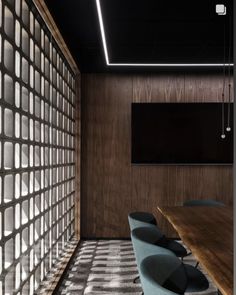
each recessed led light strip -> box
[95,0,234,67]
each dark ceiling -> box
[44,0,233,73]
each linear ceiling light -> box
[95,0,234,67]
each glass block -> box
[29,172,33,194]
[41,52,44,72]
[15,112,20,138]
[4,174,13,203]
[15,262,21,289]
[40,170,44,190]
[34,266,40,290]
[4,74,14,105]
[22,58,28,84]
[34,146,39,167]
[4,142,13,169]
[41,124,44,143]
[22,1,29,27]
[14,143,20,168]
[0,1,2,28]
[15,20,20,47]
[22,200,28,225]
[40,146,44,166]
[30,12,34,35]
[29,145,33,167]
[15,233,20,258]
[41,76,44,96]
[21,172,28,196]
[41,29,44,49]
[22,227,28,253]
[14,83,20,109]
[45,35,50,56]
[35,71,40,94]
[45,103,49,121]
[30,65,34,88]
[35,171,40,191]
[4,7,14,39]
[45,125,48,143]
[4,108,13,137]
[29,92,34,114]
[35,195,40,216]
[22,29,29,56]
[30,38,34,62]
[4,40,14,72]
[35,121,40,142]
[35,19,40,43]
[45,58,50,79]
[4,208,13,236]
[0,72,2,99]
[35,96,40,118]
[15,0,21,16]
[35,45,40,69]
[34,220,40,242]
[29,224,33,246]
[22,86,28,111]
[22,255,29,281]
[5,269,14,294]
[15,174,20,199]
[22,116,28,139]
[22,144,28,167]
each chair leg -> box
[133,275,140,283]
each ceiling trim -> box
[95,0,234,67]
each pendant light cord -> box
[221,19,226,138]
[227,15,231,131]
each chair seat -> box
[157,238,188,258]
[185,264,209,292]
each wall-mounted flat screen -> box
[131,103,233,164]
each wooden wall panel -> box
[82,75,132,237]
[81,73,233,238]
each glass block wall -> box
[0,0,76,294]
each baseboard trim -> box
[38,239,81,295]
[82,236,180,241]
[82,237,131,240]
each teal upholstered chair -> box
[130,221,187,259]
[129,221,173,283]
[183,199,225,207]
[130,225,174,284]
[128,212,157,231]
[131,227,175,270]
[140,255,209,295]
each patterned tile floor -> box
[55,240,218,295]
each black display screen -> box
[131,103,233,164]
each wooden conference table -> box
[157,206,233,295]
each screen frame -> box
[131,102,233,166]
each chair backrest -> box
[183,199,225,207]
[128,211,157,231]
[131,227,175,268]
[140,254,187,295]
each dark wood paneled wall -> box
[81,73,233,238]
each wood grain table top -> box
[157,206,233,295]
